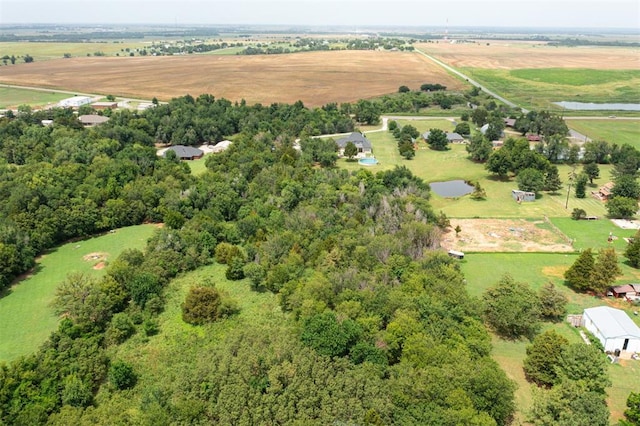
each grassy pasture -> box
[0,224,158,362]
[0,41,147,62]
[0,86,70,109]
[565,119,640,149]
[550,217,638,252]
[461,252,640,423]
[459,67,640,111]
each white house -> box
[583,306,640,353]
[58,96,93,108]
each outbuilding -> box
[512,189,535,202]
[583,306,640,353]
[58,96,93,108]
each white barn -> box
[583,306,640,353]
[58,96,92,108]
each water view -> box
[429,180,474,197]
[554,101,640,111]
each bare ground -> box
[416,41,640,70]
[0,51,464,106]
[441,218,574,252]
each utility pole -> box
[565,165,577,209]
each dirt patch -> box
[442,219,574,253]
[83,252,108,262]
[541,265,567,279]
[0,51,464,107]
[93,261,106,270]
[415,41,640,70]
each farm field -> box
[565,118,640,149]
[0,41,148,62]
[0,50,465,106]
[416,41,640,111]
[0,86,70,109]
[0,224,158,362]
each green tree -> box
[354,99,380,125]
[471,107,489,127]
[531,382,609,426]
[470,181,487,200]
[564,248,595,292]
[486,149,512,178]
[606,196,638,219]
[612,175,640,200]
[625,230,640,268]
[523,330,569,386]
[454,122,471,136]
[571,208,586,220]
[466,133,493,162]
[343,141,358,160]
[538,282,567,322]
[543,165,562,193]
[23,54,34,63]
[623,391,640,426]
[592,247,622,295]
[398,85,410,93]
[574,173,588,198]
[516,168,544,194]
[398,141,415,159]
[182,286,231,325]
[61,374,93,407]
[301,312,362,358]
[556,343,610,394]
[483,274,541,340]
[583,162,600,184]
[426,128,449,151]
[109,360,137,390]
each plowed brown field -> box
[0,50,465,106]
[416,41,640,70]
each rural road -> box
[414,48,529,114]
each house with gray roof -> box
[583,306,640,353]
[422,131,466,144]
[164,145,204,160]
[78,114,110,127]
[335,132,372,157]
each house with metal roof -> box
[583,306,640,353]
[422,131,466,144]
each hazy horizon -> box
[1,0,639,30]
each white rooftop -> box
[584,306,640,339]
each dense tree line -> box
[0,94,518,424]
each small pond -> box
[430,180,474,197]
[553,101,640,111]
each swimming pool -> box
[358,157,379,166]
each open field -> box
[0,224,158,362]
[565,119,640,149]
[0,51,466,106]
[0,41,148,62]
[550,217,638,252]
[459,67,640,110]
[0,86,70,109]
[416,41,640,70]
[461,252,640,424]
[442,218,574,253]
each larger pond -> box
[553,101,640,111]
[430,180,474,197]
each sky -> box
[1,0,639,29]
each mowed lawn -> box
[340,134,617,219]
[461,252,640,423]
[0,86,70,109]
[0,224,158,362]
[566,119,640,150]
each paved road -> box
[415,48,528,113]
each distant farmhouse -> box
[91,101,118,110]
[583,306,640,354]
[609,284,640,300]
[336,132,372,158]
[422,131,466,144]
[593,182,614,201]
[58,96,92,108]
[164,145,204,160]
[512,189,535,202]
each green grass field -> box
[186,155,210,176]
[0,86,71,109]
[0,224,158,362]
[461,67,640,113]
[461,252,640,423]
[550,217,638,252]
[0,41,148,62]
[565,119,640,149]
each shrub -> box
[109,361,136,390]
[182,286,238,325]
[105,312,135,345]
[214,242,243,264]
[571,208,586,220]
